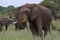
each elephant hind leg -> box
[43,25,50,37]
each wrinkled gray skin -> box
[15,4,52,40]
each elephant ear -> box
[30,7,39,21]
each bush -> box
[40,1,57,19]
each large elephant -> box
[15,3,52,40]
[0,16,14,31]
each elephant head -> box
[15,3,40,29]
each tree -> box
[40,1,57,19]
[6,5,16,19]
[44,0,60,13]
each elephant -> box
[0,16,14,31]
[15,3,52,40]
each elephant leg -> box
[5,25,8,30]
[0,24,3,31]
[18,26,20,30]
[15,26,17,30]
[15,24,18,30]
[44,29,48,37]
[49,25,52,34]
[44,25,50,37]
[48,25,54,34]
[29,23,39,40]
[0,26,3,31]
[30,23,37,36]
[48,29,51,35]
[37,27,44,40]
[36,20,44,40]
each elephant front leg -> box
[15,26,18,30]
[0,26,3,31]
[15,24,18,30]
[36,20,44,40]
[37,26,44,40]
[30,23,39,40]
[5,25,8,30]
[0,24,3,31]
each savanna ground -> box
[0,20,60,40]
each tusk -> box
[22,19,25,22]
[13,22,17,24]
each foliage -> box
[40,1,57,19]
[0,5,17,19]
